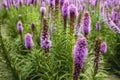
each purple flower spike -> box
[40,32,51,51]
[17,21,23,34]
[24,33,34,50]
[100,42,107,54]
[62,0,69,32]
[40,6,46,14]
[59,0,65,8]
[73,37,88,80]
[40,18,51,53]
[96,21,101,31]
[82,10,91,37]
[49,0,55,7]
[111,8,119,25]
[19,0,23,6]
[69,4,78,19]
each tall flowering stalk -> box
[73,37,88,80]
[82,10,91,38]
[94,37,102,74]
[24,33,34,50]
[40,18,51,54]
[40,3,46,25]
[62,0,69,32]
[17,21,23,42]
[69,4,78,36]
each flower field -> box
[0,0,120,80]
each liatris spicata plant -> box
[94,37,102,74]
[40,18,51,54]
[62,0,69,32]
[40,6,46,24]
[100,42,107,54]
[17,21,23,35]
[82,10,91,38]
[73,36,88,80]
[69,4,78,35]
[96,21,100,32]
[24,33,34,50]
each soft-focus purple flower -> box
[59,0,65,7]
[82,10,91,36]
[96,21,100,31]
[17,21,23,34]
[40,6,46,14]
[104,5,120,34]
[49,0,55,7]
[12,0,19,9]
[31,23,35,31]
[111,8,119,25]
[40,32,51,51]
[19,0,23,6]
[69,4,78,19]
[73,37,88,80]
[2,0,10,10]
[25,0,32,6]
[62,0,69,32]
[62,0,69,18]
[40,18,51,53]
[100,42,107,54]
[31,0,38,6]
[24,33,34,50]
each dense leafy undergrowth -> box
[0,1,120,80]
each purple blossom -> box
[73,37,88,80]
[111,8,119,25]
[25,0,32,6]
[69,4,78,19]
[19,0,23,6]
[96,21,100,31]
[24,33,34,50]
[100,42,107,54]
[40,32,51,52]
[2,0,10,10]
[62,0,69,18]
[40,6,46,14]
[40,18,51,53]
[82,10,91,36]
[62,0,69,32]
[59,0,65,7]
[48,0,55,7]
[17,21,23,34]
